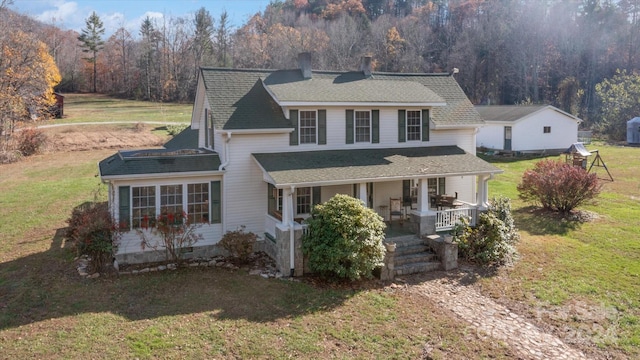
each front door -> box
[504,126,512,151]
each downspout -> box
[289,185,296,277]
[219,132,232,233]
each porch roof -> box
[252,146,502,187]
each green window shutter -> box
[204,109,209,148]
[372,110,380,144]
[312,186,321,207]
[398,110,406,143]
[289,110,299,146]
[345,109,354,144]
[402,180,411,206]
[318,110,327,145]
[210,181,221,224]
[118,186,130,230]
[439,177,446,195]
[422,109,430,142]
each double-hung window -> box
[161,185,183,216]
[132,186,156,228]
[299,111,317,144]
[543,126,551,133]
[407,110,422,141]
[355,111,371,143]
[187,183,209,223]
[296,187,312,215]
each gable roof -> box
[475,105,582,123]
[253,146,501,187]
[200,67,483,130]
[163,126,199,150]
[99,148,221,179]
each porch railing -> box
[435,207,476,232]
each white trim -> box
[270,170,503,188]
[100,170,224,181]
[218,128,294,135]
[278,101,446,107]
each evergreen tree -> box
[77,11,105,93]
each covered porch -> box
[252,146,502,276]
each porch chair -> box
[389,198,403,224]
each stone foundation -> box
[115,244,226,266]
[425,234,458,270]
[410,212,436,235]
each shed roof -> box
[475,105,581,123]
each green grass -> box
[480,142,640,353]
[2,94,638,357]
[0,95,517,359]
[50,93,192,124]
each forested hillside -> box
[3,0,640,139]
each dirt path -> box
[391,269,594,360]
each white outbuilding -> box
[475,105,582,154]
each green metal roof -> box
[253,146,502,186]
[200,68,483,130]
[99,148,221,178]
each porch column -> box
[477,175,491,210]
[410,179,436,236]
[358,182,367,205]
[282,187,293,228]
[416,179,431,215]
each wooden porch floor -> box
[384,220,415,239]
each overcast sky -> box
[11,0,271,36]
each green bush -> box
[167,124,189,136]
[453,196,520,266]
[66,202,121,273]
[302,194,386,280]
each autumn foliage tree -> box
[517,159,602,214]
[0,28,61,149]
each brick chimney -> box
[298,52,312,79]
[360,56,372,77]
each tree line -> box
[3,0,640,140]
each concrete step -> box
[394,244,430,256]
[394,252,438,266]
[394,261,441,276]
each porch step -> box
[394,261,441,276]
[387,235,440,276]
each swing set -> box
[564,143,613,181]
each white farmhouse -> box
[99,54,502,276]
[475,105,582,154]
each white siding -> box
[512,109,578,151]
[321,184,352,202]
[477,108,579,152]
[223,134,291,236]
[110,175,223,257]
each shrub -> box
[167,124,189,136]
[66,202,121,273]
[219,226,257,262]
[453,196,520,266]
[138,211,203,265]
[18,128,47,156]
[0,150,22,164]
[302,194,386,281]
[517,159,601,214]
